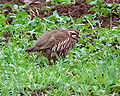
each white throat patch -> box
[67,31,76,36]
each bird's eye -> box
[71,33,76,35]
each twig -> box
[29,52,41,67]
[31,10,36,17]
[74,56,80,64]
[98,22,101,27]
[85,18,94,29]
[36,8,39,16]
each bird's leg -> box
[48,58,53,65]
[52,58,56,65]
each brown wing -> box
[26,30,68,52]
[39,30,68,50]
[35,31,53,48]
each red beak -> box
[77,35,80,38]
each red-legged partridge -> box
[26,28,80,65]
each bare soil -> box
[0,0,120,28]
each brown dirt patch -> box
[0,0,120,28]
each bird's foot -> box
[49,62,53,65]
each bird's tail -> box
[25,46,35,52]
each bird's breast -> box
[51,37,76,58]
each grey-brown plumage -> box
[26,28,80,65]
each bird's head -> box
[67,29,80,42]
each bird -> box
[26,28,80,65]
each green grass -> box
[0,0,120,95]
